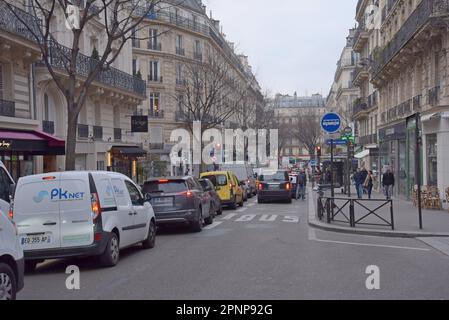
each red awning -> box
[0,130,65,155]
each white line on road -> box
[221,213,237,220]
[204,221,223,230]
[237,207,248,213]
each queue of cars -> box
[0,160,295,300]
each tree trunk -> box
[65,106,79,171]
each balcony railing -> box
[413,94,422,111]
[147,42,162,51]
[0,99,15,117]
[0,2,41,43]
[149,110,164,119]
[77,124,89,139]
[39,40,146,97]
[353,99,369,117]
[428,86,440,106]
[193,52,203,61]
[148,75,163,83]
[353,20,368,50]
[114,128,122,142]
[176,47,185,56]
[353,64,369,85]
[42,120,55,135]
[373,0,449,77]
[132,38,140,48]
[93,126,103,140]
[367,91,378,108]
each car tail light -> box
[285,183,291,191]
[91,192,102,221]
[8,199,14,220]
[258,184,264,191]
[159,179,169,183]
[230,184,235,189]
[185,191,193,197]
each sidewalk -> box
[308,187,449,238]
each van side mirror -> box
[9,184,16,199]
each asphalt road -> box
[18,193,449,300]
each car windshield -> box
[259,171,288,182]
[203,175,227,186]
[143,180,188,194]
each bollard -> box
[326,198,331,224]
[349,199,355,227]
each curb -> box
[307,188,449,239]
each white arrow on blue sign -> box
[321,113,342,134]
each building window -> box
[426,134,438,186]
[149,61,160,82]
[148,28,159,50]
[132,59,138,76]
[176,63,183,83]
[149,93,161,116]
[176,35,184,55]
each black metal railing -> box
[193,52,203,61]
[373,0,449,77]
[353,20,367,49]
[428,86,440,106]
[40,40,147,97]
[0,99,15,117]
[0,2,41,43]
[413,94,422,110]
[42,120,55,134]
[176,47,185,56]
[317,196,395,230]
[147,75,163,83]
[147,42,162,51]
[77,124,89,139]
[353,98,369,116]
[93,126,103,140]
[149,110,164,119]
[114,128,122,141]
[353,64,369,84]
[367,91,378,108]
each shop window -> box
[426,134,438,186]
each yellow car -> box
[200,171,244,210]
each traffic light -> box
[316,146,322,157]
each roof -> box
[166,0,205,14]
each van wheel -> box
[239,197,244,207]
[191,208,203,232]
[24,261,38,273]
[229,197,237,210]
[0,263,16,300]
[217,205,223,216]
[99,233,120,268]
[142,220,156,249]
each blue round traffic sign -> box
[321,113,342,134]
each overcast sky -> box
[203,0,358,97]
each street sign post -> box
[321,113,342,198]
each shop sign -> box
[131,116,149,133]
[0,140,12,150]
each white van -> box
[0,210,24,300]
[11,171,156,271]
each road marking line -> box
[311,238,430,251]
[236,214,257,222]
[221,213,237,220]
[204,221,223,230]
[247,203,256,207]
[259,214,278,222]
[237,207,248,213]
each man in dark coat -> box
[382,168,395,200]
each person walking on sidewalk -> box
[382,168,395,200]
[364,170,375,199]
[354,168,364,199]
[297,170,307,200]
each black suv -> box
[257,170,292,204]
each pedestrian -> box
[382,168,395,200]
[354,168,364,199]
[360,167,368,194]
[364,170,375,199]
[297,170,307,200]
[325,168,332,184]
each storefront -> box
[379,122,407,198]
[107,146,147,182]
[0,129,65,181]
[421,111,449,195]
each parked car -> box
[0,210,24,300]
[257,170,292,204]
[142,177,214,232]
[199,178,223,215]
[221,163,256,198]
[11,171,156,272]
[200,171,244,210]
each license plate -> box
[269,185,280,190]
[153,197,173,206]
[20,234,52,246]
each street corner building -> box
[0,1,160,182]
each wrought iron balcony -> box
[114,128,122,142]
[148,75,163,83]
[77,124,89,139]
[42,120,55,135]
[413,94,422,111]
[193,52,203,61]
[428,86,440,106]
[373,0,449,78]
[352,64,369,86]
[0,99,15,117]
[147,42,162,51]
[367,91,378,108]
[353,21,368,52]
[42,40,146,97]
[0,2,41,43]
[176,47,185,56]
[353,98,369,118]
[93,126,103,140]
[149,110,164,119]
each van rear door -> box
[15,174,62,251]
[59,172,94,248]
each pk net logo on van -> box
[33,189,85,203]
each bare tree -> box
[293,111,322,158]
[4,0,166,170]
[176,51,248,134]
